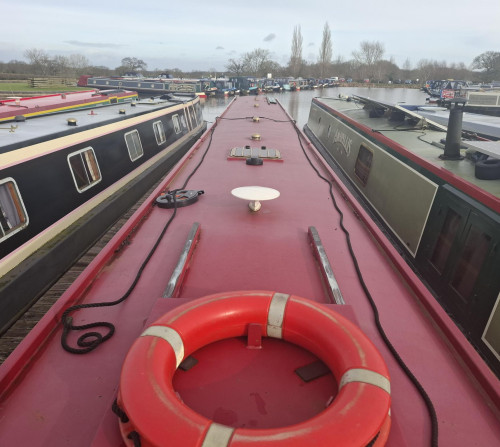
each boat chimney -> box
[440,99,466,160]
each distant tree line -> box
[224,24,500,84]
[1,29,499,84]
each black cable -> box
[292,123,439,447]
[198,111,439,446]
[61,123,218,354]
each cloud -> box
[216,46,224,50]
[308,42,315,47]
[64,40,125,49]
[263,33,276,42]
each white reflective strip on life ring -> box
[141,326,184,368]
[201,422,235,447]
[267,292,290,339]
[339,368,391,394]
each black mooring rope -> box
[61,123,217,354]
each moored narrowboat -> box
[304,95,500,377]
[78,75,215,98]
[0,92,206,334]
[0,95,499,446]
[463,89,500,117]
[0,89,138,122]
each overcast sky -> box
[2,0,499,73]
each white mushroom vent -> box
[231,186,280,212]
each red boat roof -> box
[0,96,498,446]
[0,89,138,122]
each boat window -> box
[0,178,28,241]
[125,130,144,161]
[172,115,181,134]
[153,120,166,145]
[68,147,102,192]
[354,145,373,186]
[189,105,197,126]
[430,209,462,274]
[183,110,192,130]
[180,113,188,130]
[451,225,491,299]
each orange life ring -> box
[118,291,391,446]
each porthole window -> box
[354,145,373,186]
[68,147,102,192]
[153,121,167,145]
[172,115,181,134]
[125,130,144,161]
[0,178,28,242]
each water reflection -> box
[201,96,233,124]
[200,87,430,129]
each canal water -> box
[200,87,431,128]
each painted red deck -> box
[0,89,137,122]
[0,96,498,446]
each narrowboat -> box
[78,75,215,99]
[0,92,206,335]
[229,77,260,95]
[0,95,499,446]
[304,95,500,378]
[402,103,500,140]
[0,89,138,122]
[463,89,500,117]
[211,78,238,96]
[422,79,472,99]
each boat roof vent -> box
[228,146,282,161]
[231,186,280,212]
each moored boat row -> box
[78,75,343,98]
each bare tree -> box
[68,54,90,71]
[121,57,147,72]
[352,41,385,66]
[318,22,333,78]
[352,41,385,80]
[225,58,245,76]
[472,51,500,81]
[241,49,274,77]
[289,25,303,78]
[50,55,70,76]
[472,51,500,72]
[400,58,412,82]
[23,48,51,75]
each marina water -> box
[201,87,431,128]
